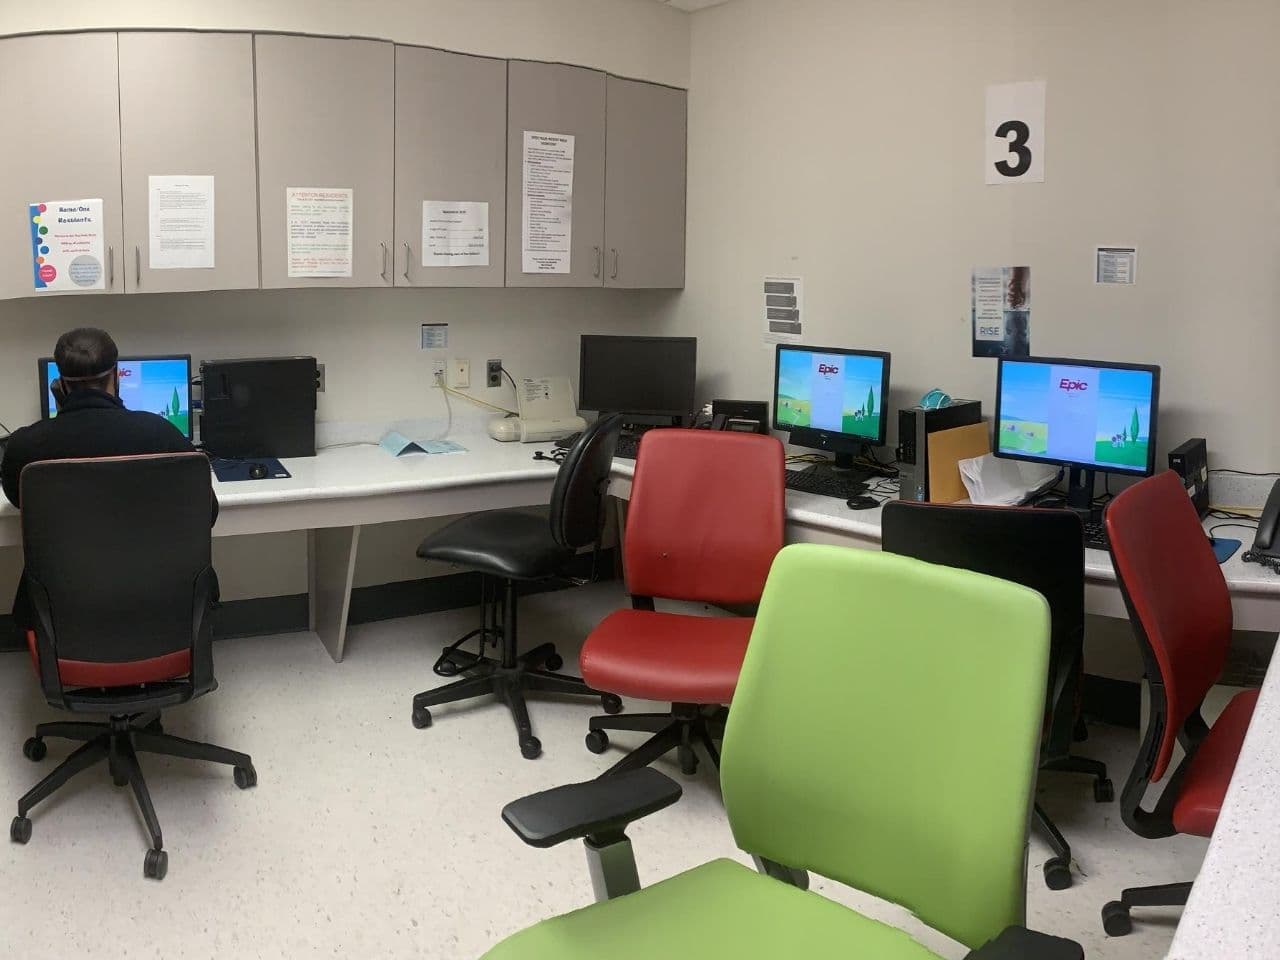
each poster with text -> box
[287,188,353,278]
[522,131,574,274]
[423,200,489,267]
[763,276,803,344]
[972,266,1031,357]
[29,199,105,291]
[985,81,1046,184]
[149,176,215,269]
[1095,246,1137,284]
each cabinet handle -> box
[107,247,114,288]
[403,242,411,282]
[381,242,389,282]
[611,249,619,280]
[135,246,141,287]
[593,246,601,278]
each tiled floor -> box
[0,582,1206,958]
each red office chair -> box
[1100,469,1259,936]
[580,430,785,776]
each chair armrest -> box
[965,927,1083,960]
[501,768,682,848]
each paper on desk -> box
[380,431,467,457]
[959,454,1057,505]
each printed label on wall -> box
[522,132,574,274]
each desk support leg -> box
[309,525,362,662]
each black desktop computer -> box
[200,356,318,459]
[772,343,891,499]
[578,335,697,458]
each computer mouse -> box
[847,495,878,510]
[248,462,269,480]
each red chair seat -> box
[26,631,191,688]
[1171,687,1260,837]
[581,610,753,704]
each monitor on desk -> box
[995,355,1160,512]
[38,355,193,440]
[578,335,697,425]
[772,343,890,468]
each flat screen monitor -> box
[578,335,697,421]
[773,344,891,461]
[995,356,1160,507]
[38,355,193,440]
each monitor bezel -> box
[39,354,195,440]
[577,335,698,417]
[772,343,892,450]
[993,355,1162,478]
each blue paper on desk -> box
[210,457,291,482]
[379,431,467,457]
[1210,537,1241,564]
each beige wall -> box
[0,0,690,88]
[680,0,1280,472]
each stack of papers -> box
[379,431,467,457]
[958,454,1057,506]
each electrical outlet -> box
[431,359,447,386]
[451,358,470,389]
[316,363,326,393]
[486,359,503,388]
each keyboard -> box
[784,468,872,500]
[554,432,644,460]
[1083,518,1110,551]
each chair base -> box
[11,712,255,880]
[1034,753,1113,890]
[1101,881,1193,937]
[586,704,728,778]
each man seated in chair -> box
[1,327,217,631]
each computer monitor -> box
[773,344,891,467]
[38,355,193,440]
[995,355,1160,511]
[578,335,698,424]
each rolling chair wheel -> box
[1094,778,1115,803]
[10,816,32,844]
[411,707,432,730]
[233,765,258,789]
[585,730,609,754]
[600,694,623,715]
[1101,900,1132,937]
[436,659,460,677]
[544,653,565,672]
[144,848,168,881]
[520,736,542,760]
[679,745,698,777]
[1043,856,1072,891]
[112,771,129,787]
[22,737,47,762]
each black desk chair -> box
[11,453,255,880]
[881,501,1111,890]
[411,415,624,759]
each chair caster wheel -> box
[679,746,698,776]
[544,653,564,672]
[1043,856,1072,890]
[585,730,609,754]
[601,694,623,715]
[1094,778,1115,803]
[1102,900,1132,937]
[10,816,32,844]
[412,707,432,729]
[22,737,46,762]
[112,772,129,788]
[520,736,542,760]
[436,660,460,677]
[233,765,257,789]
[144,848,168,881]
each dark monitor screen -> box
[38,355,193,440]
[994,356,1160,477]
[578,336,697,417]
[772,344,891,448]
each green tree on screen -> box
[1130,407,1140,444]
[867,387,875,418]
[170,388,180,418]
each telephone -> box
[1249,479,1280,560]
[694,399,770,434]
[50,378,70,411]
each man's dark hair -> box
[53,327,119,392]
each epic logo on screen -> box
[1058,378,1088,392]
[817,363,840,376]
[118,368,133,378]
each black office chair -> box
[11,453,255,880]
[881,501,1112,891]
[411,415,625,759]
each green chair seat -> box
[484,858,943,960]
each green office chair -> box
[484,544,1083,959]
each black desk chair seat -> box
[412,416,624,759]
[12,454,255,880]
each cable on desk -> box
[501,366,519,392]
[1210,522,1259,537]
[1210,468,1280,477]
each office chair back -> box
[20,453,217,702]
[882,501,1083,759]
[721,544,1049,951]
[548,414,622,550]
[1105,469,1232,782]
[624,430,784,606]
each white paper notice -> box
[1096,246,1137,284]
[29,199,106,292]
[287,187,353,278]
[985,81,1046,184]
[149,175,214,269]
[763,276,803,344]
[423,201,489,268]
[522,131,574,274]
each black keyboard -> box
[556,432,643,460]
[1083,518,1110,551]
[784,468,872,500]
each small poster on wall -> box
[1095,246,1137,284]
[972,266,1031,358]
[28,199,106,292]
[985,81,1046,184]
[762,276,803,344]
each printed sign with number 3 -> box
[986,81,1045,184]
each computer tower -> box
[200,357,318,459]
[1168,437,1209,519]
[896,400,984,501]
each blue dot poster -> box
[28,198,106,292]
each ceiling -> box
[660,0,732,11]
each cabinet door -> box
[119,32,259,294]
[506,61,605,288]
[395,47,506,288]
[255,35,394,288]
[604,78,687,289]
[0,33,124,300]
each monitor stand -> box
[1065,467,1098,519]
